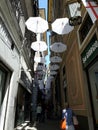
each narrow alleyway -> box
[15,117,88,130]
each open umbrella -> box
[50,42,67,53]
[51,17,74,35]
[37,71,45,75]
[25,17,49,33]
[31,41,47,52]
[36,65,45,71]
[50,56,62,63]
[50,71,57,75]
[50,64,59,70]
[47,76,54,80]
[34,57,45,63]
[34,52,45,63]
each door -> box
[88,61,98,128]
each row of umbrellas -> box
[25,16,74,82]
[25,16,73,53]
[25,16,74,34]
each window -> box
[0,64,8,109]
[79,14,93,44]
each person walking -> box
[62,103,75,130]
[36,103,42,123]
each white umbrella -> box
[50,42,67,53]
[37,71,45,75]
[38,80,44,89]
[52,17,74,35]
[25,17,48,33]
[50,71,57,75]
[34,52,45,63]
[36,65,45,71]
[34,57,45,63]
[50,64,59,70]
[31,41,47,52]
[50,56,62,63]
[47,76,54,80]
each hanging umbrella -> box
[50,56,62,63]
[25,17,49,33]
[37,71,45,75]
[50,71,57,75]
[36,65,45,71]
[34,52,45,63]
[50,64,59,70]
[47,76,54,81]
[51,17,74,35]
[38,80,44,89]
[31,41,47,52]
[50,42,67,53]
[47,76,54,80]
[34,57,45,63]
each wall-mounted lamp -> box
[66,0,82,26]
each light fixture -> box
[66,0,82,26]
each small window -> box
[79,13,93,44]
[0,64,8,108]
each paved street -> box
[36,119,60,130]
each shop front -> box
[81,33,98,130]
[14,70,32,127]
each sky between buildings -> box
[39,0,50,66]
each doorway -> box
[88,61,98,129]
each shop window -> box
[78,14,93,44]
[0,64,8,110]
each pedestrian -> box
[62,103,75,130]
[36,103,42,123]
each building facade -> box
[0,0,39,130]
[48,0,98,130]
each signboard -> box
[81,34,98,68]
[82,0,98,23]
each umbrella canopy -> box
[51,17,74,35]
[37,71,45,75]
[50,71,57,75]
[47,76,54,80]
[34,57,45,63]
[50,42,67,53]
[25,17,49,33]
[34,52,45,63]
[38,80,44,89]
[31,41,47,52]
[50,64,59,70]
[36,65,45,71]
[50,56,62,63]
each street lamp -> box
[66,0,82,26]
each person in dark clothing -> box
[62,103,75,130]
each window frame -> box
[0,62,11,110]
[77,12,95,51]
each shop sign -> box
[81,39,98,68]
